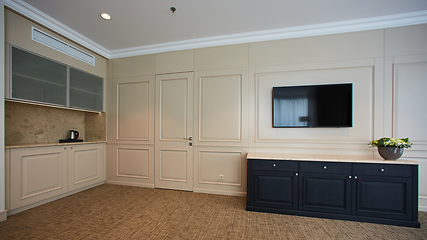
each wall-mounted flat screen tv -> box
[272,83,353,128]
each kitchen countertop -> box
[5,141,107,149]
[247,152,419,165]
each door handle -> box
[184,137,193,141]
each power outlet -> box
[219,174,224,180]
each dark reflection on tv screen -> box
[272,83,352,128]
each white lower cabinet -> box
[10,146,68,210]
[68,144,105,191]
[9,143,105,211]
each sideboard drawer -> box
[299,161,352,174]
[353,163,412,177]
[251,160,298,172]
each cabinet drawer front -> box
[299,161,351,174]
[353,163,412,177]
[251,160,298,172]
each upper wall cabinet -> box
[11,47,67,105]
[69,68,103,111]
[9,46,104,112]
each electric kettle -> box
[69,130,79,140]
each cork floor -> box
[0,184,425,239]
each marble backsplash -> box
[5,101,106,146]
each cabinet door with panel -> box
[299,161,352,215]
[248,160,298,210]
[10,146,68,210]
[352,163,413,221]
[68,144,105,192]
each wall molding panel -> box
[116,81,151,141]
[198,151,242,187]
[198,74,243,142]
[158,150,188,182]
[194,68,249,147]
[116,148,150,179]
[110,75,155,145]
[254,65,374,145]
[106,144,154,187]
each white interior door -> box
[155,72,193,191]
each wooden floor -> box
[0,184,426,239]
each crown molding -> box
[110,10,427,59]
[1,0,427,60]
[0,0,110,58]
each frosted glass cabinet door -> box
[11,47,67,105]
[69,68,103,111]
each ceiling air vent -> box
[31,27,95,66]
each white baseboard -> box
[419,197,427,212]
[193,188,246,197]
[0,210,7,222]
[7,181,105,216]
[105,180,154,189]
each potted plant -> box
[369,137,412,160]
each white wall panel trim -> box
[116,81,151,141]
[198,74,243,142]
[158,78,189,141]
[116,148,150,179]
[158,149,188,182]
[254,65,374,144]
[198,151,242,187]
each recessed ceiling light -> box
[100,13,111,20]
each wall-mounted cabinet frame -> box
[9,46,104,112]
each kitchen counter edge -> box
[5,141,107,149]
[246,152,419,165]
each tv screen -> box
[272,83,352,128]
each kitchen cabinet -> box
[10,46,104,112]
[9,146,68,210]
[8,143,105,211]
[246,154,420,228]
[69,68,103,111]
[68,144,105,192]
[11,47,67,106]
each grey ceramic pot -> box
[378,147,404,160]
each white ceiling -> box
[3,0,427,59]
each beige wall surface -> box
[106,23,427,205]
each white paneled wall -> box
[391,54,427,211]
[106,24,427,209]
[106,71,155,188]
